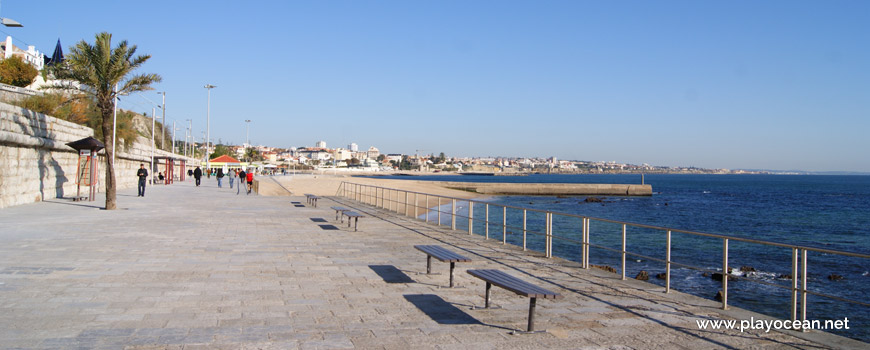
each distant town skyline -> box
[6,0,869,172]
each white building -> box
[2,36,44,71]
[367,146,380,159]
[333,148,353,161]
[348,143,358,152]
[315,140,327,148]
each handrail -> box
[338,181,870,328]
[341,181,869,258]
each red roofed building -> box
[210,155,240,163]
[209,155,242,169]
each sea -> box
[362,174,870,341]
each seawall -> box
[0,102,199,208]
[436,181,652,196]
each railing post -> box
[666,230,672,293]
[621,224,627,280]
[425,195,429,223]
[414,193,418,219]
[437,197,442,226]
[581,218,587,268]
[405,192,409,216]
[502,206,507,244]
[722,238,729,310]
[585,218,590,269]
[791,248,798,321]
[546,212,552,258]
[468,202,474,235]
[451,199,456,230]
[522,209,527,251]
[801,249,808,328]
[485,204,489,240]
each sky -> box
[4,1,869,172]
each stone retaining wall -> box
[0,102,198,208]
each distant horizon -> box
[8,0,869,173]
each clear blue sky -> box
[5,1,869,172]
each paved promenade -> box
[0,177,864,349]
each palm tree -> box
[46,32,161,210]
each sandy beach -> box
[257,174,484,212]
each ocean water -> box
[364,174,870,341]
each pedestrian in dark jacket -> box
[217,168,224,188]
[137,164,148,197]
[193,167,202,187]
[238,169,246,195]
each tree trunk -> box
[100,98,117,210]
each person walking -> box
[238,169,246,195]
[229,169,236,189]
[193,166,202,187]
[136,164,148,197]
[246,171,254,195]
[216,168,224,188]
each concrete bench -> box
[304,194,320,207]
[330,206,350,221]
[342,211,364,231]
[414,245,471,288]
[467,269,562,333]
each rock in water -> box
[740,266,756,273]
[828,274,844,281]
[712,273,737,282]
[655,273,667,280]
[591,264,617,274]
[715,290,725,301]
[635,271,649,281]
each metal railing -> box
[339,181,870,327]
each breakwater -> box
[436,181,652,196]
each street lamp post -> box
[172,120,177,154]
[150,107,156,183]
[111,83,118,166]
[185,119,192,158]
[0,1,23,27]
[204,84,216,169]
[245,119,251,162]
[157,91,166,149]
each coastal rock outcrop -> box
[635,271,649,280]
[712,273,737,282]
[591,264,618,274]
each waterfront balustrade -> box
[337,181,870,330]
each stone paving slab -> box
[0,177,866,349]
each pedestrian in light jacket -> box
[229,169,236,189]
